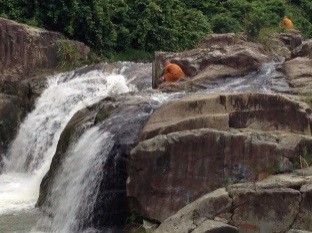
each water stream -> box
[0,62,290,232]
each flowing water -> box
[0,62,290,232]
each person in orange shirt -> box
[280,16,294,30]
[162,61,185,82]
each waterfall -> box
[200,63,290,94]
[0,65,135,215]
[36,127,114,233]
[0,61,291,232]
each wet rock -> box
[152,35,272,89]
[0,95,27,167]
[38,94,158,229]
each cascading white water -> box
[0,68,132,215]
[0,61,291,232]
[35,127,114,233]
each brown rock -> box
[0,17,90,81]
[127,93,312,222]
[274,31,303,51]
[231,188,301,233]
[293,184,312,230]
[152,37,272,89]
[192,220,239,233]
[140,93,311,140]
[197,33,236,49]
[153,188,232,232]
[284,57,312,89]
[292,40,312,59]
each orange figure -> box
[280,16,294,30]
[163,61,185,82]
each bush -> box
[0,0,311,60]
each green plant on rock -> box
[256,27,279,51]
[57,39,82,71]
[265,159,279,175]
[300,145,312,168]
[124,210,146,233]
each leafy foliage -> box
[0,0,311,59]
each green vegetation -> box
[1,0,311,60]
[300,145,312,167]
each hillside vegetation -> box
[1,0,311,60]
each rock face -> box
[268,30,303,59]
[0,94,28,165]
[285,57,312,89]
[127,93,312,222]
[0,17,92,167]
[0,79,32,169]
[152,33,272,89]
[0,17,90,81]
[292,39,312,59]
[37,94,158,229]
[155,167,312,233]
[197,33,236,49]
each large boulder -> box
[127,93,312,222]
[285,57,312,89]
[292,39,312,59]
[268,30,303,59]
[293,184,312,230]
[153,188,233,233]
[231,188,301,232]
[197,33,236,49]
[154,167,312,233]
[152,33,273,89]
[0,17,90,81]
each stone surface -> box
[288,230,312,233]
[284,57,312,88]
[268,30,303,59]
[140,93,312,140]
[197,33,236,49]
[192,220,238,233]
[127,93,312,222]
[153,166,312,233]
[152,36,272,88]
[231,188,301,233]
[0,17,90,81]
[293,184,312,230]
[153,188,232,232]
[292,39,312,58]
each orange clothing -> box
[163,63,185,82]
[280,17,294,30]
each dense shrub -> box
[0,0,311,59]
